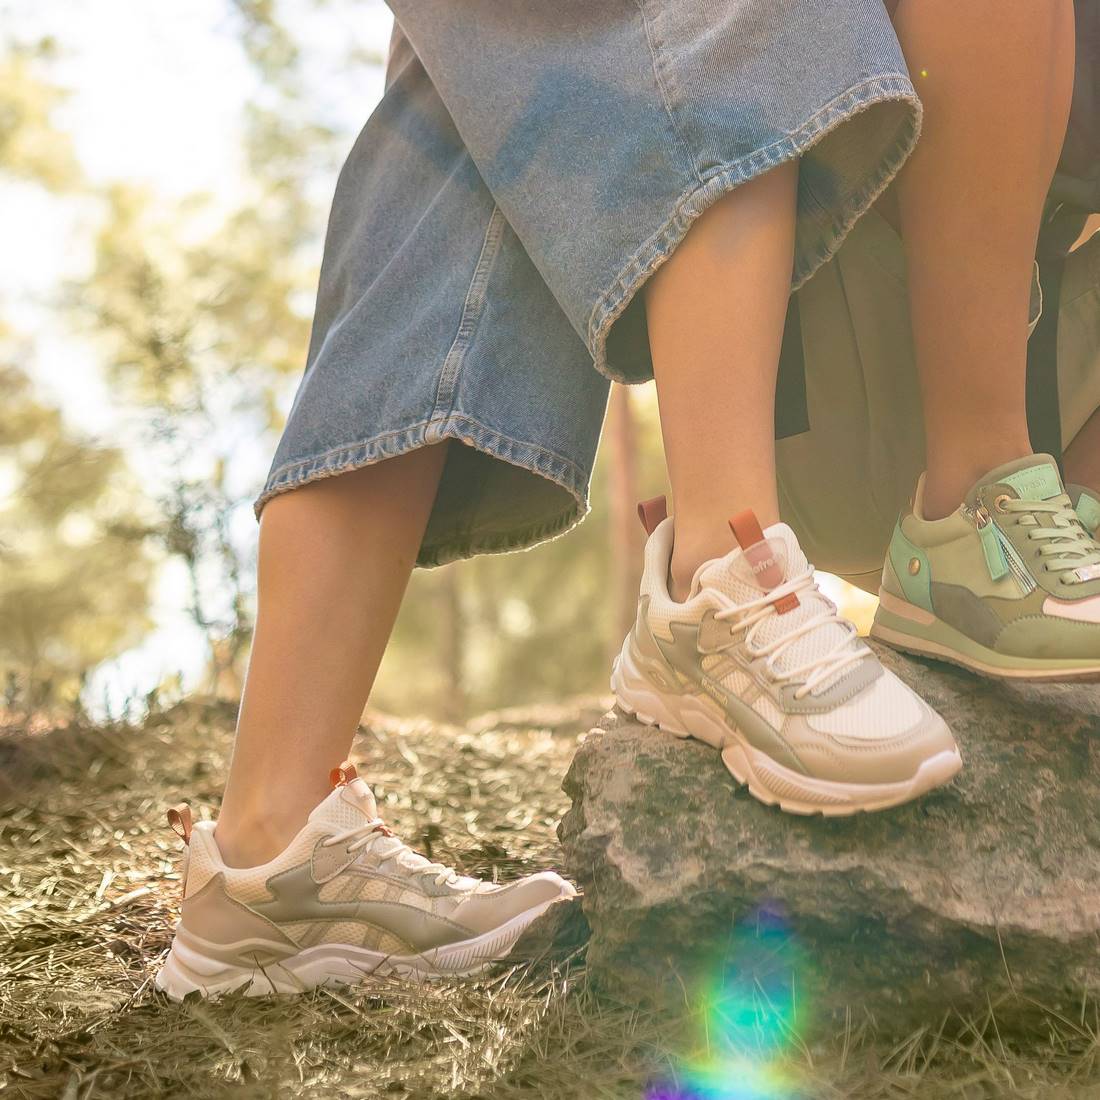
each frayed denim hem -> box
[254,414,589,568]
[588,73,922,384]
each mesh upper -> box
[642,519,866,696]
[805,668,924,737]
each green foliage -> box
[0,361,153,709]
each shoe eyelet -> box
[993,494,1012,514]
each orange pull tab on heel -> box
[330,760,358,787]
[637,495,668,535]
[167,803,193,845]
[728,509,799,614]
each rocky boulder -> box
[558,644,1100,1035]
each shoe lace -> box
[321,819,461,887]
[1002,496,1100,585]
[712,566,870,699]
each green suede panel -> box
[889,521,932,611]
[994,614,1100,660]
[929,582,1004,648]
[982,588,1048,626]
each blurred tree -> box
[0,38,79,191]
[72,0,340,694]
[2,4,670,720]
[0,358,153,712]
[0,37,152,712]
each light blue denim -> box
[258,1,921,566]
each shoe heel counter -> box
[182,825,222,900]
[179,872,294,946]
[881,533,905,599]
[884,519,933,612]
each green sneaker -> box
[871,455,1100,681]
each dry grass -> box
[1,700,1098,1099]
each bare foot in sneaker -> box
[612,499,961,815]
[157,763,574,1000]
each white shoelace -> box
[321,818,461,887]
[1005,497,1100,584]
[712,566,870,699]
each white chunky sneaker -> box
[611,498,962,816]
[156,763,574,1000]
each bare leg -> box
[891,0,1075,518]
[215,444,448,867]
[646,161,799,599]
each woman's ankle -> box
[669,507,779,601]
[921,442,1035,520]
[214,810,303,869]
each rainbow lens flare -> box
[645,904,812,1100]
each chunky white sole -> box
[155,896,561,1001]
[611,646,961,817]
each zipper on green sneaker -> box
[971,503,1009,581]
[968,502,1036,593]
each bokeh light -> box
[646,904,812,1100]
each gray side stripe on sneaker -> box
[645,618,808,775]
[252,863,472,951]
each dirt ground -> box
[1,699,1098,1099]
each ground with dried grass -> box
[1,700,1098,1099]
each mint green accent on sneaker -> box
[888,521,932,612]
[873,456,1100,682]
[1000,463,1062,502]
[1074,489,1100,533]
[976,516,1008,582]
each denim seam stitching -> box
[256,414,589,510]
[585,73,921,375]
[255,415,589,566]
[430,205,507,424]
[632,0,703,186]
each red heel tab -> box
[167,803,193,845]
[637,495,668,535]
[330,761,358,787]
[728,510,765,549]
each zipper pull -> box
[973,503,1009,581]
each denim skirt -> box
[257,1,921,566]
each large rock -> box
[559,645,1100,1035]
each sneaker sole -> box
[154,896,563,1001]
[611,649,961,816]
[871,590,1100,683]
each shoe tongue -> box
[308,777,379,831]
[968,454,1064,504]
[690,522,807,599]
[691,521,857,693]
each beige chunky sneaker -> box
[611,498,961,816]
[156,763,574,1000]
